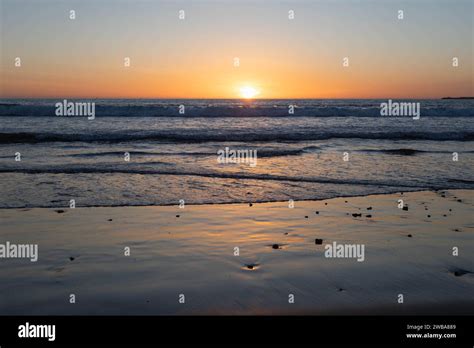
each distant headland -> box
[441,97,474,100]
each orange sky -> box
[1,0,472,99]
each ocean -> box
[0,98,473,208]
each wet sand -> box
[0,190,472,315]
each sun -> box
[239,86,260,99]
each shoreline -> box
[3,188,470,210]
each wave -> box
[356,148,463,155]
[1,131,473,144]
[1,99,473,117]
[64,148,308,158]
[447,178,474,184]
[0,166,436,189]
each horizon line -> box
[2,97,472,100]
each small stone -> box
[245,263,258,270]
[305,216,308,219]
[55,210,65,214]
[367,207,372,210]
[249,203,253,207]
[407,234,412,237]
[272,244,279,249]
[427,215,431,218]
[315,238,323,245]
[453,270,469,277]
[352,213,362,217]
[366,214,372,218]
[402,206,408,211]
[325,203,328,205]
[69,257,75,261]
[176,215,180,218]
[108,219,113,221]
[315,211,319,214]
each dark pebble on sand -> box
[108,219,113,221]
[449,209,452,212]
[55,210,65,214]
[245,263,259,270]
[407,234,412,237]
[315,238,323,245]
[453,269,471,277]
[305,216,308,219]
[352,213,362,217]
[402,206,408,211]
[69,257,75,261]
[315,211,319,214]
[272,244,280,249]
[249,203,253,207]
[176,215,180,218]
[427,215,431,218]
[325,203,328,205]
[367,207,372,210]
[366,214,372,218]
[443,214,447,217]
[345,201,348,203]
[457,199,462,203]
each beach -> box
[1,0,473,344]
[0,189,472,315]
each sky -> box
[0,0,472,99]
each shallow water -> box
[0,99,473,208]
